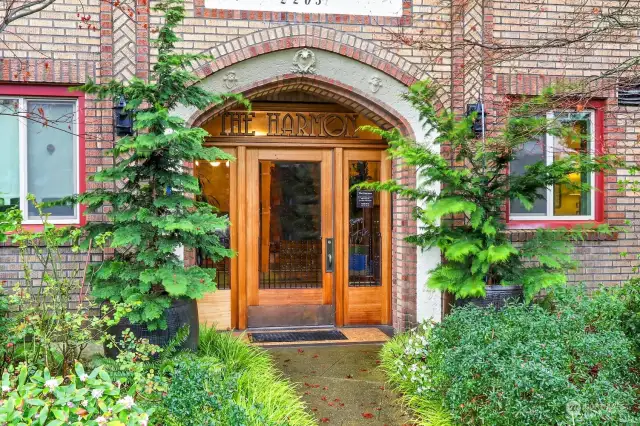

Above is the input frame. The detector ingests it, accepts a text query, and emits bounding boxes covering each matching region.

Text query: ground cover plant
[381,286,640,426]
[0,363,152,425]
[89,326,315,426]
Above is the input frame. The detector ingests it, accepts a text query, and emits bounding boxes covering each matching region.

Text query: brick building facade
[0,0,638,331]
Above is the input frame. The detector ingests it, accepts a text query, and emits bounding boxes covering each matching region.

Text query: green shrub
[382,288,640,426]
[0,363,152,425]
[159,356,258,426]
[198,328,316,426]
[616,278,640,357]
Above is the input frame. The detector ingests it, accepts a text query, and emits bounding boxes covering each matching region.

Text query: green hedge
[381,287,640,426]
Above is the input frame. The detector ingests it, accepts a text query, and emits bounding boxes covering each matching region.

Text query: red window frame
[506,100,606,229]
[0,84,87,230]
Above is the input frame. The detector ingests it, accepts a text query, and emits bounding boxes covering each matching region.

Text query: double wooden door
[200,147,391,329]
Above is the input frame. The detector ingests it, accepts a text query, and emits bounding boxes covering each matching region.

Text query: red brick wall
[3,0,637,327]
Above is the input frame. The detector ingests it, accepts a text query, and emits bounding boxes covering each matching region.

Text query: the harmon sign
[204,0,405,17]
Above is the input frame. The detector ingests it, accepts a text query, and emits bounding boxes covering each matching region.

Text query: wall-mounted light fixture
[466,103,485,138]
[113,95,134,137]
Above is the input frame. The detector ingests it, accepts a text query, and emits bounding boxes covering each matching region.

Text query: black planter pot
[104,298,199,359]
[454,285,524,309]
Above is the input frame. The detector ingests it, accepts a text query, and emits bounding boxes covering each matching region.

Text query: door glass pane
[259,161,322,289]
[26,101,76,219]
[348,161,382,287]
[0,100,20,212]
[195,159,231,290]
[553,112,592,216]
[510,137,547,215]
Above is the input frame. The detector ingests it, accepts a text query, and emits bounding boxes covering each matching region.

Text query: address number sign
[204,0,404,17]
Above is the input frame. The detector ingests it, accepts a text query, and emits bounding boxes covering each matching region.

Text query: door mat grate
[249,330,348,343]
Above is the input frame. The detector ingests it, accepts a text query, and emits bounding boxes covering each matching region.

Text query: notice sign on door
[205,0,405,17]
[356,190,375,208]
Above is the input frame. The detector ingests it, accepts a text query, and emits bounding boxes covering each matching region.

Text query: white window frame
[1,96,80,225]
[510,110,596,222]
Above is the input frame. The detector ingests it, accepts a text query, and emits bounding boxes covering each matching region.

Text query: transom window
[510,111,596,221]
[0,97,79,224]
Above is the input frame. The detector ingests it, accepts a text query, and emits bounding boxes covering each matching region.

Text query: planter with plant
[356,81,619,304]
[68,0,242,353]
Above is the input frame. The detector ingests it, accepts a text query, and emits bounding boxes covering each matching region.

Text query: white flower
[81,400,88,407]
[91,389,104,399]
[1,385,10,393]
[79,374,89,382]
[67,401,74,408]
[140,413,149,426]
[44,379,59,392]
[96,416,108,426]
[117,395,135,409]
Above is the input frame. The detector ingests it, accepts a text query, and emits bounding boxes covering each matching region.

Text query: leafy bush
[0,363,152,425]
[382,288,640,426]
[4,198,121,376]
[616,278,640,358]
[91,327,314,425]
[159,356,259,426]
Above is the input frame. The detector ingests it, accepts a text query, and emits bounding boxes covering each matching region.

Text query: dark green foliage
[161,356,259,426]
[71,0,245,329]
[357,81,620,300]
[0,289,14,371]
[602,278,640,359]
[383,286,640,426]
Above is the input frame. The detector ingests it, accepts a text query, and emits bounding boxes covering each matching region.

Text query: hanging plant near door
[63,0,247,350]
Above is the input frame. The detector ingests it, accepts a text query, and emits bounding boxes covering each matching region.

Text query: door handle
[326,238,334,272]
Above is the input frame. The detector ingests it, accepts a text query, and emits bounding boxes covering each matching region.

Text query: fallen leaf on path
[362,412,375,419]
[320,418,330,423]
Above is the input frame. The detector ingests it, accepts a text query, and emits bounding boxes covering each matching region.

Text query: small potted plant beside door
[355,82,619,307]
[67,0,244,356]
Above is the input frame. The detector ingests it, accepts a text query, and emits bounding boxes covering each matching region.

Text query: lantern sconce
[466,103,485,138]
[113,95,134,137]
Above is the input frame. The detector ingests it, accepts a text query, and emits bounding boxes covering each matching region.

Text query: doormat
[249,330,348,343]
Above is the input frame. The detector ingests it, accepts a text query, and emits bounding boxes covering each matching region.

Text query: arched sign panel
[204,0,404,17]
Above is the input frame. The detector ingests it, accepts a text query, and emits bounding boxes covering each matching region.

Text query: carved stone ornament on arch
[203,0,404,17]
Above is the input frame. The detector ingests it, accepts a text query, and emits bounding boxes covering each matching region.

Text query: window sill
[506,222,618,242]
[507,220,602,230]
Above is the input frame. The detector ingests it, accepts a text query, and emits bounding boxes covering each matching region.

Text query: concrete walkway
[266,344,412,425]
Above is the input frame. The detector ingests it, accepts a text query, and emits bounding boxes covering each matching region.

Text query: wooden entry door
[245,149,334,327]
[338,149,391,325]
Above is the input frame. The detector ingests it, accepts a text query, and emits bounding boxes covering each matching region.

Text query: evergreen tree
[73,0,242,329]
[358,82,620,301]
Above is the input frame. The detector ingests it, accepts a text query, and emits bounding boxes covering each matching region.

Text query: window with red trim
[507,104,605,228]
[0,86,85,225]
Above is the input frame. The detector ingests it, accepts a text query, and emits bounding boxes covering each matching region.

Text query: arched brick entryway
[190,25,424,87]
[172,28,444,327]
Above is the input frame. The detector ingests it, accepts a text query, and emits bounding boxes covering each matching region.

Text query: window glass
[0,100,20,212]
[553,113,592,216]
[510,137,547,215]
[348,161,382,287]
[26,101,76,219]
[195,160,232,290]
[258,161,322,290]
[509,111,594,219]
